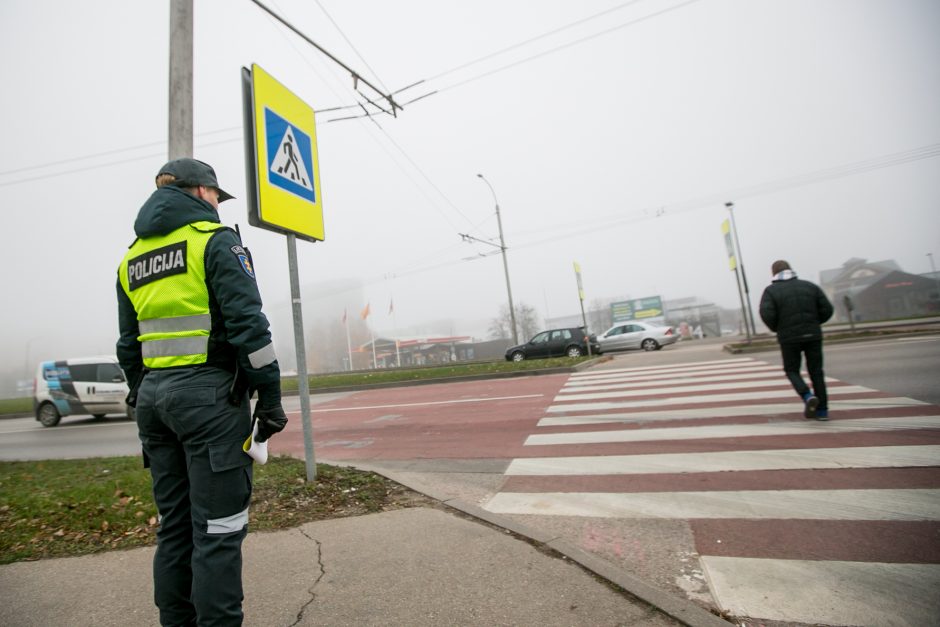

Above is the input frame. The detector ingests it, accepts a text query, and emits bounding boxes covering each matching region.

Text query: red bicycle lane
[269,374,570,462]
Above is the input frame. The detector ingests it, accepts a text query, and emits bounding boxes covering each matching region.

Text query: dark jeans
[136,366,252,627]
[779,338,827,410]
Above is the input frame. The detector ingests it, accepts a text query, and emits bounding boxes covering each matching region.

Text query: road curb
[344,462,731,627]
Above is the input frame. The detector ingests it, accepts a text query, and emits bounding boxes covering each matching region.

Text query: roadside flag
[721,219,737,270]
[360,303,371,320]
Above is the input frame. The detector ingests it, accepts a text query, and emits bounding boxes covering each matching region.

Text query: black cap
[156,158,234,202]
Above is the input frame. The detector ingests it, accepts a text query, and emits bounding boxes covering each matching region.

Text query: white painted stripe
[538,397,930,426]
[565,364,775,385]
[525,415,940,446]
[568,357,758,378]
[568,359,761,381]
[554,378,836,403]
[546,385,874,413]
[504,444,940,475]
[559,369,783,392]
[700,556,940,627]
[484,489,940,520]
[310,394,543,413]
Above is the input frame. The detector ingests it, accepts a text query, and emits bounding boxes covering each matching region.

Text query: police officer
[116,158,287,626]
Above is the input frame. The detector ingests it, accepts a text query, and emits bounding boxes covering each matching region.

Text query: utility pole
[726,202,757,337]
[168,0,193,159]
[474,174,518,344]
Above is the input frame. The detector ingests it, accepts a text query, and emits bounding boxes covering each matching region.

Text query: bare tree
[588,297,617,333]
[489,303,541,341]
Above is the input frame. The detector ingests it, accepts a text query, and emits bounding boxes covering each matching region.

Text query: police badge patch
[231,245,255,278]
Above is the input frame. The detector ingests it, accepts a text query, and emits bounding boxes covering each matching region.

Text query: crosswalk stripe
[525,415,940,446]
[567,363,765,384]
[538,397,929,425]
[484,488,940,520]
[547,385,875,413]
[504,444,940,475]
[568,357,757,378]
[554,377,841,402]
[699,557,940,627]
[559,369,785,392]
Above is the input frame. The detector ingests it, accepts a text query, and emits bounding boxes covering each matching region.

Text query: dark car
[505,327,600,361]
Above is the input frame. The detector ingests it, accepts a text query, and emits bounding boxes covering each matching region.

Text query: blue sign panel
[264,107,316,203]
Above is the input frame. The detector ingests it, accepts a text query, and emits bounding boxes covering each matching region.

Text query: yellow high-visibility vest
[118,221,224,369]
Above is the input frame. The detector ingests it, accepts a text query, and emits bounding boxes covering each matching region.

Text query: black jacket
[759,275,834,344]
[116,186,280,402]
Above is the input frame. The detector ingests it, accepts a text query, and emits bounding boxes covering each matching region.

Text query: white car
[33,356,132,427]
[597,321,679,352]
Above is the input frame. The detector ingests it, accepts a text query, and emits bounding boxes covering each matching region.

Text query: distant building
[357,336,481,368]
[819,258,940,321]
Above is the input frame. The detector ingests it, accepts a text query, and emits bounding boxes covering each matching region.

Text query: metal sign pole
[574,262,592,356]
[286,233,316,481]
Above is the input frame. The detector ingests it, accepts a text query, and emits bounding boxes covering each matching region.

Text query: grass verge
[0,397,31,415]
[0,455,429,565]
[281,356,590,392]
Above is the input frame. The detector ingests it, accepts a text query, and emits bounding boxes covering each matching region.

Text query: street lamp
[469,174,518,344]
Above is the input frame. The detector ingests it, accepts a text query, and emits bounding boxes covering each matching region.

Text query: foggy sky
[1,0,938,392]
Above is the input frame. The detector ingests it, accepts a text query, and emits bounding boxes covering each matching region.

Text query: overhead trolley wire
[257,0,482,235]
[313,0,393,96]
[506,142,940,248]
[404,0,703,104]
[247,0,402,116]
[321,0,702,119]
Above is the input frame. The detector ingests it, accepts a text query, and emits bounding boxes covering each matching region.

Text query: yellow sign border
[250,63,324,241]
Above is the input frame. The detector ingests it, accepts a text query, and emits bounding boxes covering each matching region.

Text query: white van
[33,356,132,427]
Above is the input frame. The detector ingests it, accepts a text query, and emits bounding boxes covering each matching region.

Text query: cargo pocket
[166,386,215,410]
[205,438,253,533]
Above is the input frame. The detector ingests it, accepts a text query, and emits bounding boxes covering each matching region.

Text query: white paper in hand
[242,421,268,465]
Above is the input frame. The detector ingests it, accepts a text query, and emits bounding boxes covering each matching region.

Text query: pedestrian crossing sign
[243,64,324,242]
[265,108,315,202]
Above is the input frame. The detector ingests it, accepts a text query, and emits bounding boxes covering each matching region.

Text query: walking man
[116,158,287,625]
[759,259,834,420]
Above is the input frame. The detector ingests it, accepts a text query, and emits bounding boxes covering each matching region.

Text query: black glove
[253,404,287,442]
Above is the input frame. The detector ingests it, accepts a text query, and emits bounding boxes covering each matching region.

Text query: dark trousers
[136,366,252,627]
[779,338,828,410]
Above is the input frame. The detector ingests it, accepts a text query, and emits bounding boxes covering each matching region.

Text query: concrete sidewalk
[0,505,729,627]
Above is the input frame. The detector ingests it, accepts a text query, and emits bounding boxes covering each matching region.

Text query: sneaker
[803,394,819,419]
[815,409,829,421]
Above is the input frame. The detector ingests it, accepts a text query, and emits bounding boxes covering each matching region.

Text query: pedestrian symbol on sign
[272,127,309,188]
[264,107,316,203]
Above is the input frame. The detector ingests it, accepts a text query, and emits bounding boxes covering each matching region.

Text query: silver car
[597,321,679,352]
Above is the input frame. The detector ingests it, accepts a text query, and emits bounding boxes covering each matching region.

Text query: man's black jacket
[759,275,834,344]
